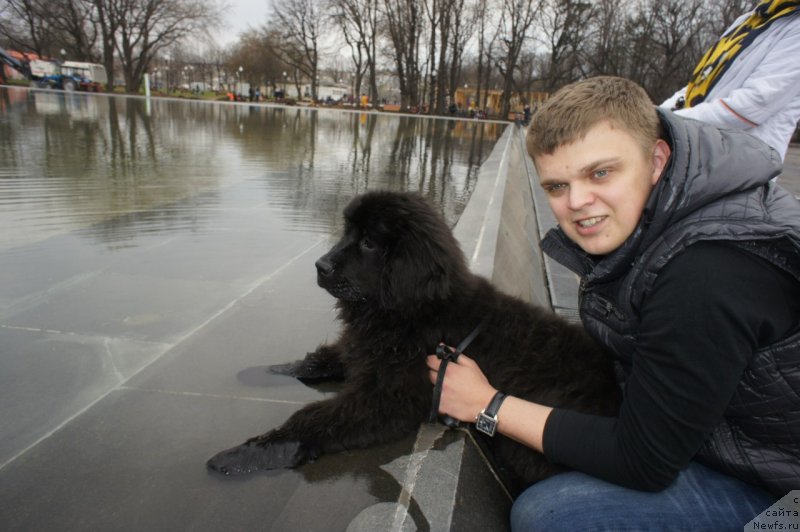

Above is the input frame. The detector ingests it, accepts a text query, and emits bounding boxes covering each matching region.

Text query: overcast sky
[214,0,270,46]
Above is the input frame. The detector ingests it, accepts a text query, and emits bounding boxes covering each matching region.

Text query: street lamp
[184,65,194,91]
[164,55,170,91]
[282,71,287,98]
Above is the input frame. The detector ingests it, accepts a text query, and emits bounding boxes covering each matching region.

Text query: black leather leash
[429,318,487,426]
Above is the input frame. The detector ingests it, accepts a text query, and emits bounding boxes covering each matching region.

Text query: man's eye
[544,183,567,194]
[593,169,609,179]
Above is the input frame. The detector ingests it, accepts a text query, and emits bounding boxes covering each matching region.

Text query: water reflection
[0,87,504,250]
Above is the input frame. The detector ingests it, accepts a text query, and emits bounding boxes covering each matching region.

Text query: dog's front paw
[268,358,343,382]
[206,439,310,475]
[268,360,307,378]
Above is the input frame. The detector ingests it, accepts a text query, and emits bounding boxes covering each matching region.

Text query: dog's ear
[380,221,463,311]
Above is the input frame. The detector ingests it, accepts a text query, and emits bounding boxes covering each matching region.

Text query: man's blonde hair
[526,76,662,158]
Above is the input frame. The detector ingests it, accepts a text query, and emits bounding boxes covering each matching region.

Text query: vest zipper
[603,299,625,321]
[578,278,587,309]
[580,281,625,321]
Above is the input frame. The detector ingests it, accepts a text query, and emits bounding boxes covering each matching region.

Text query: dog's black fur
[207,191,621,493]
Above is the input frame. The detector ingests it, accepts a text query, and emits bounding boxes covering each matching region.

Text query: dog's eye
[359,237,376,252]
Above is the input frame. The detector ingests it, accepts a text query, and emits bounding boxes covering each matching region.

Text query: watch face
[476,412,497,437]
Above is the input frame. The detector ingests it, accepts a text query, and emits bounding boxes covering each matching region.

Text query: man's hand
[427,348,553,452]
[426,349,497,423]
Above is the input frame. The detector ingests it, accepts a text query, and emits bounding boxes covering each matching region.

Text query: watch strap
[484,391,508,418]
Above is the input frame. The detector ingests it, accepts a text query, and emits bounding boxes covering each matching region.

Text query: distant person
[661,0,800,160]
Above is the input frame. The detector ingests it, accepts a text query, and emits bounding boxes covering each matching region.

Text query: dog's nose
[315,258,334,277]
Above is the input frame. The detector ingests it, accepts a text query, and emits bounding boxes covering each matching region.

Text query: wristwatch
[475,392,508,437]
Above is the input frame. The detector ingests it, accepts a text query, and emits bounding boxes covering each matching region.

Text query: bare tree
[362,0,379,102]
[497,0,541,118]
[1,0,110,83]
[226,29,287,93]
[536,0,594,90]
[430,0,466,114]
[624,0,708,102]
[269,0,324,100]
[582,0,631,78]
[382,0,423,110]
[445,0,473,108]
[92,0,119,89]
[330,0,379,102]
[206,42,228,90]
[473,0,500,112]
[0,0,53,55]
[421,0,440,112]
[331,0,367,98]
[706,0,756,37]
[107,0,219,92]
[515,49,540,95]
[49,0,100,62]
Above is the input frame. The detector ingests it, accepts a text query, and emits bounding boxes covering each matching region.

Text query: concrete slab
[0,386,425,531]
[0,216,510,530]
[125,260,341,404]
[0,327,166,465]
[4,271,238,343]
[780,144,800,199]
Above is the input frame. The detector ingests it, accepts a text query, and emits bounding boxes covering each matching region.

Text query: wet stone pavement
[0,87,508,531]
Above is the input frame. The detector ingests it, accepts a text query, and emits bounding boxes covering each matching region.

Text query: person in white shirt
[661,1,800,161]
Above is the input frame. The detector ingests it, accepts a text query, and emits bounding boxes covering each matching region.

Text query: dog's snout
[315,257,334,277]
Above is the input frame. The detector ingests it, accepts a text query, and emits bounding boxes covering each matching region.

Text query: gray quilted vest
[542,110,800,496]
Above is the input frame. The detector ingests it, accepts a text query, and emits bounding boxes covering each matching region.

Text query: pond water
[0,87,505,251]
[0,87,506,530]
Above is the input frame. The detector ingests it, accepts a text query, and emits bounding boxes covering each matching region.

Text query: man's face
[534,121,670,256]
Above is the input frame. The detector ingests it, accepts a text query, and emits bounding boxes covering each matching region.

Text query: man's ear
[651,139,671,185]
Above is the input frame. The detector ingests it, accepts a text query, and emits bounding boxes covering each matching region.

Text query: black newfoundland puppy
[207,191,621,493]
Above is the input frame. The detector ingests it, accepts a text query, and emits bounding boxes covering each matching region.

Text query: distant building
[454,87,548,118]
[301,82,348,102]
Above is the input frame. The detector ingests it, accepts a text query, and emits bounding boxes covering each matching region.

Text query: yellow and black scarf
[684,0,800,108]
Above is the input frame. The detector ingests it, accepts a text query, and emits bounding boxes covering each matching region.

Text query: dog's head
[315,191,470,312]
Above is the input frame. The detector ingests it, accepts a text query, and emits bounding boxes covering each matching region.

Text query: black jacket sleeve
[542,241,800,491]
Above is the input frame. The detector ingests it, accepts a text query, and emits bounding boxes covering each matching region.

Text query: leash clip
[436,343,459,362]
[429,319,487,426]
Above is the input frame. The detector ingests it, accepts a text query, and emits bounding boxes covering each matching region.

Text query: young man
[427,76,800,529]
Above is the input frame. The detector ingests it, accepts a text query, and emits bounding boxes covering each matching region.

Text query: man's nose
[568,182,594,210]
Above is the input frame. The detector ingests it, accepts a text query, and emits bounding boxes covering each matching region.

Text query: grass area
[3,79,31,87]
[112,86,225,100]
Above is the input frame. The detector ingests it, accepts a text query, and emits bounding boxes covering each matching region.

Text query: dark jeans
[510,461,775,531]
